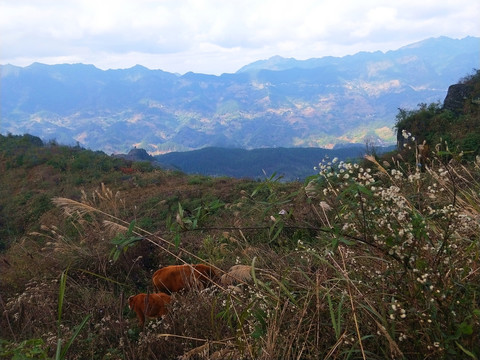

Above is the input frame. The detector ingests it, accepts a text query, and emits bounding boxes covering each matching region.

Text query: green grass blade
[57,271,67,325]
[55,339,62,360]
[456,342,478,360]
[60,314,92,359]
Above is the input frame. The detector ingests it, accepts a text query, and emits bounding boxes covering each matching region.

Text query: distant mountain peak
[127,64,150,71]
[398,35,478,50]
[236,55,298,73]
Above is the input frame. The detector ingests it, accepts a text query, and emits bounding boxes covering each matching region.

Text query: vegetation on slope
[395,69,480,162]
[1,131,479,359]
[0,134,155,251]
[0,72,479,359]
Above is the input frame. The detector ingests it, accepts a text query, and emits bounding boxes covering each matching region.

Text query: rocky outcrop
[113,147,154,162]
[443,83,473,113]
[125,148,153,161]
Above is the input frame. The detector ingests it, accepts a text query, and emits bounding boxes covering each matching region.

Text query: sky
[1,0,479,75]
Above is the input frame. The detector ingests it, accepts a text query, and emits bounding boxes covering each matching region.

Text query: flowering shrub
[303,137,480,358]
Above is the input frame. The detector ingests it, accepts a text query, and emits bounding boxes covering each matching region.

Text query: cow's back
[153,265,193,293]
[144,293,171,317]
[152,264,218,293]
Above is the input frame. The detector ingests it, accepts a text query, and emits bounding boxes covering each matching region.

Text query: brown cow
[152,264,219,294]
[128,292,171,327]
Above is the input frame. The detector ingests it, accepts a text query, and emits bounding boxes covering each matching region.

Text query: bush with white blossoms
[305,139,480,358]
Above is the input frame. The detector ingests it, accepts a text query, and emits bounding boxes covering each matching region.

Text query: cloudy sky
[1,0,479,75]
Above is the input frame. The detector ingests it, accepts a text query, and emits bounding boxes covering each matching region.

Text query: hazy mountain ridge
[238,36,479,76]
[1,36,478,154]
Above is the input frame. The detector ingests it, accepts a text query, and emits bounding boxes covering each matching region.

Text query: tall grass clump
[299,135,480,358]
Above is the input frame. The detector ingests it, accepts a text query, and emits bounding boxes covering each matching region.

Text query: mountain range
[1,36,478,154]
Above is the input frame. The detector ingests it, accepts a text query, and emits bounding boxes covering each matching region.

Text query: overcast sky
[1,0,479,75]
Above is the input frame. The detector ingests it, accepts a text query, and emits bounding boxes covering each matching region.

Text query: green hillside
[395,70,480,161]
[1,78,480,359]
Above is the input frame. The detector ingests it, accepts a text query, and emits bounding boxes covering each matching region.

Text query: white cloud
[1,0,478,74]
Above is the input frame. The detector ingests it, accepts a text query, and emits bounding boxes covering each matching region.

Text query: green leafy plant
[109,220,143,261]
[0,338,48,360]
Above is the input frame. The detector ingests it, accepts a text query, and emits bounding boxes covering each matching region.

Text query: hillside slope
[1,128,479,359]
[395,69,480,159]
